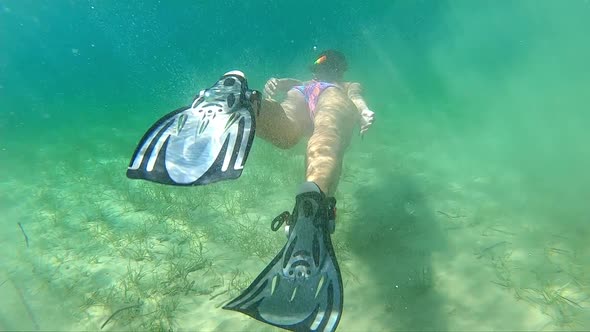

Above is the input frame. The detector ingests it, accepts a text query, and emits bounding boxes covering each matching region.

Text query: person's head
[310,50,347,82]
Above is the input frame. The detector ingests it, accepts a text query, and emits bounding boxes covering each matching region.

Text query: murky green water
[1,1,589,330]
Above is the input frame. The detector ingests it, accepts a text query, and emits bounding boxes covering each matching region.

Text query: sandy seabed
[1,120,588,332]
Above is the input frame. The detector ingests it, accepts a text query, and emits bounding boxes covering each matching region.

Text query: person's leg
[305,88,358,196]
[256,90,311,149]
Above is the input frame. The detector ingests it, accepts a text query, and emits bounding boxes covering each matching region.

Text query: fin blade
[126,105,255,186]
[223,194,343,332]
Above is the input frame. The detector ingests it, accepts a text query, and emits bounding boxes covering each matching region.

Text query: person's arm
[264,78,303,100]
[347,82,375,135]
[347,82,369,110]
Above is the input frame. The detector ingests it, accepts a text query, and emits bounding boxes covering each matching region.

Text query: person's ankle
[296,181,321,195]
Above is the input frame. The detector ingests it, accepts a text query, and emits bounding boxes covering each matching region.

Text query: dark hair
[310,50,348,77]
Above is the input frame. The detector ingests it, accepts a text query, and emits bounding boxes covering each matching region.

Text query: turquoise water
[1,1,589,330]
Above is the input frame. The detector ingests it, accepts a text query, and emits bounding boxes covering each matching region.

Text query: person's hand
[360,108,375,136]
[264,78,280,100]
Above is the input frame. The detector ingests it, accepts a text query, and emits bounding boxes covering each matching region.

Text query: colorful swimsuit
[293,81,338,119]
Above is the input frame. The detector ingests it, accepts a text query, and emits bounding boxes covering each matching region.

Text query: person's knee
[256,128,300,149]
[275,135,300,149]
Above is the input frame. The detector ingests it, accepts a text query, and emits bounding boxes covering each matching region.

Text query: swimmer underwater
[126,50,375,332]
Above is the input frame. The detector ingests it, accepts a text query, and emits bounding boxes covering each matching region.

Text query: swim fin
[126,71,261,186]
[223,182,343,332]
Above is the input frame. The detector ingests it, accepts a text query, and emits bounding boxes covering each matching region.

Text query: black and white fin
[224,185,343,332]
[126,72,256,186]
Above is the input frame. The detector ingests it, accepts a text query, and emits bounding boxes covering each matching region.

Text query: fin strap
[271,211,291,231]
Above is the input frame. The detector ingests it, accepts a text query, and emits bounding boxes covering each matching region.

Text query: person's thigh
[313,87,358,147]
[304,88,358,195]
[256,90,309,148]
